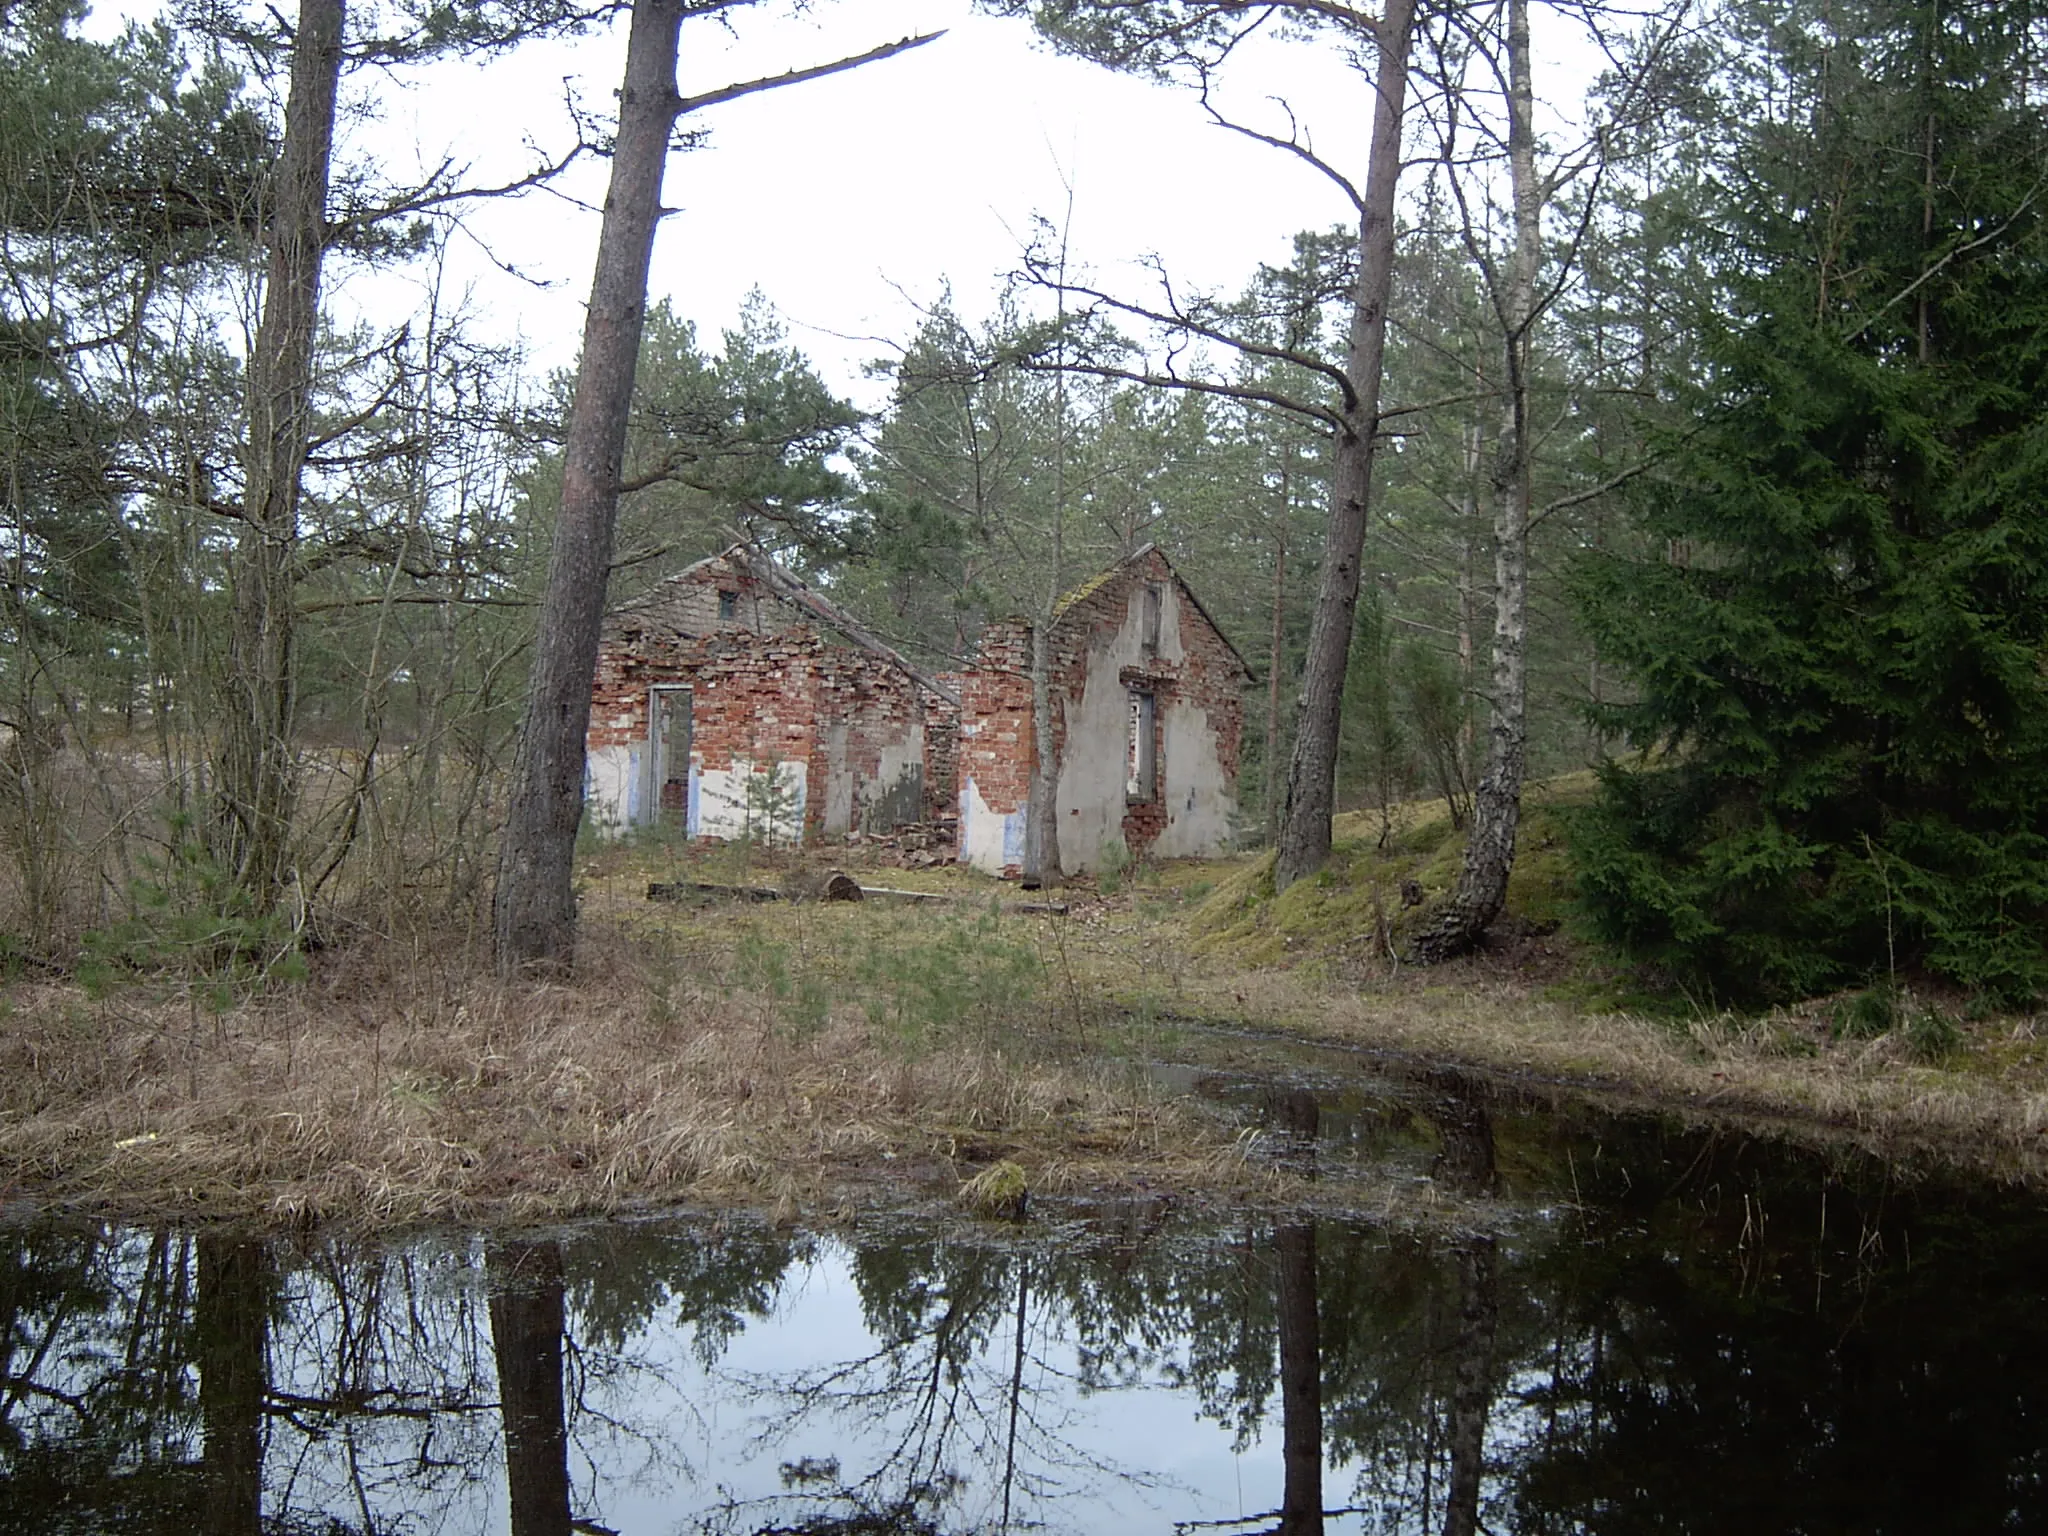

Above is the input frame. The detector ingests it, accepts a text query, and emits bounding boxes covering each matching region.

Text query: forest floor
[7,780,2048,1229]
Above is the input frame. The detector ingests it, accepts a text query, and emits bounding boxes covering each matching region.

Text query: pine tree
[1571,0,2048,1002]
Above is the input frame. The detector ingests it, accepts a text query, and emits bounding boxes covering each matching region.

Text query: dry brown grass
[0,921,1264,1229]
[591,829,2048,1191]
[17,801,2048,1229]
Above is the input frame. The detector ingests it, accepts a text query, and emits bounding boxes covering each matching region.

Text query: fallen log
[645,880,781,903]
[645,878,1067,916]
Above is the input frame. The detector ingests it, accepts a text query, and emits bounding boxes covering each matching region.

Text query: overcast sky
[87,1,1601,407]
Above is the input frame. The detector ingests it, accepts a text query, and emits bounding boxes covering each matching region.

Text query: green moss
[1187,780,1594,971]
[1391,815,1456,856]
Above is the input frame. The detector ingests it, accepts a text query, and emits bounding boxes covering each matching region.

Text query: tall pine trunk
[1265,510,1287,846]
[494,0,683,972]
[1273,0,1417,891]
[217,0,342,914]
[1414,0,1539,960]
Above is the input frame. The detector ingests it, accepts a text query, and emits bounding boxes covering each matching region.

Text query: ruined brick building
[585,543,1250,876]
[954,544,1252,877]
[585,547,956,843]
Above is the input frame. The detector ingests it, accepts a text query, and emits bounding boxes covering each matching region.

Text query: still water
[5,1068,2048,1534]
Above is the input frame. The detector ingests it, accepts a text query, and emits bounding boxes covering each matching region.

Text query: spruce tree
[1571,0,2048,1003]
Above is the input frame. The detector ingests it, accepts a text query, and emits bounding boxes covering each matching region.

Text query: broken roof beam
[730,541,961,710]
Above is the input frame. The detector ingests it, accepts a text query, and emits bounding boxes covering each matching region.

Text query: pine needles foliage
[1570,0,2048,1005]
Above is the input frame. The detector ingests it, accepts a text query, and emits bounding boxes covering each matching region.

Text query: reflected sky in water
[7,1072,2048,1534]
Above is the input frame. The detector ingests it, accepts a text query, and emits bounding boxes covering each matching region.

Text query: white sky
[87,0,1605,408]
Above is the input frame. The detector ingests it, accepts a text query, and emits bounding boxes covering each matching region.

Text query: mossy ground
[1183,775,1594,978]
[579,781,2048,1189]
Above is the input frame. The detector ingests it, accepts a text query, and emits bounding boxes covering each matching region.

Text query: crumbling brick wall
[923,676,964,822]
[588,623,692,754]
[685,629,824,844]
[956,622,1046,877]
[955,547,1247,876]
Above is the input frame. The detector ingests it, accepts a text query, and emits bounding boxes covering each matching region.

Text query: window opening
[717,589,738,622]
[1141,583,1163,655]
[1127,689,1157,802]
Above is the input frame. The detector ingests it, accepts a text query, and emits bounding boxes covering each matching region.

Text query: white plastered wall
[1054,579,1235,871]
[1054,635,1139,875]
[692,756,808,845]
[960,770,1027,874]
[821,720,927,837]
[1153,699,1236,857]
[822,721,853,836]
[585,745,639,834]
[866,730,926,830]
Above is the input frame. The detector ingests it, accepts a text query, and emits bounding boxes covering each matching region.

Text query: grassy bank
[1153,785,2048,1187]
[0,916,1265,1228]
[9,786,2048,1228]
[586,805,2048,1188]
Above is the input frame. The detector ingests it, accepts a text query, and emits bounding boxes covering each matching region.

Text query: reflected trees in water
[8,1089,2048,1532]
[195,1235,270,1536]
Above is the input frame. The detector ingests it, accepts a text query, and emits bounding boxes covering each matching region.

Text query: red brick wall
[687,630,823,778]
[589,625,695,751]
[590,552,804,754]
[924,676,964,821]
[957,621,1039,817]
[589,612,960,842]
[955,548,1248,868]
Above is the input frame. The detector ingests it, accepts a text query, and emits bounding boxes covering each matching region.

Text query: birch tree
[1410,0,1695,958]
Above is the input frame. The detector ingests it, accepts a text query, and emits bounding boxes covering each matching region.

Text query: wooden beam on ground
[646,878,1066,916]
[645,880,782,902]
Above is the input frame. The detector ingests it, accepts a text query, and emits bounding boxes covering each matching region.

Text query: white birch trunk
[1414,0,1539,960]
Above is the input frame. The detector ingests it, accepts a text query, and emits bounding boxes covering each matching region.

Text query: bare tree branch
[672,31,945,117]
[1197,76,1367,215]
[1016,261,1359,412]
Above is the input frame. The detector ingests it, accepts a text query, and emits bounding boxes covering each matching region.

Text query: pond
[5,1064,2048,1534]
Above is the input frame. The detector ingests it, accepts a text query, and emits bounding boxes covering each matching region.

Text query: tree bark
[1272,0,1417,891]
[216,0,343,913]
[494,0,684,972]
[490,13,935,964]
[1413,0,1538,960]
[1266,511,1287,847]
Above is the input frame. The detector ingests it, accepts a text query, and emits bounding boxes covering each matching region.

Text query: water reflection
[5,1083,2048,1532]
[490,1240,570,1536]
